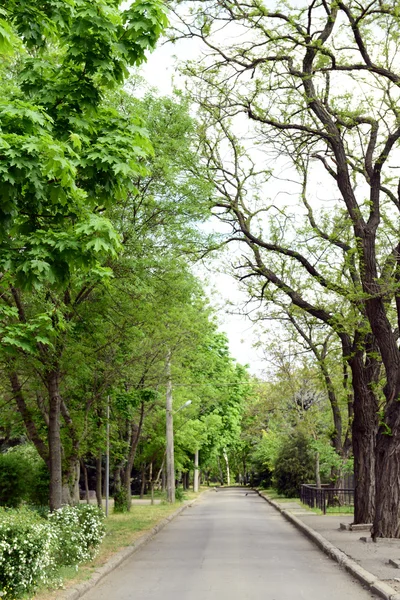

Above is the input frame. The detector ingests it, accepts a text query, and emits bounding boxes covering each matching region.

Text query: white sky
[138,42,268,376]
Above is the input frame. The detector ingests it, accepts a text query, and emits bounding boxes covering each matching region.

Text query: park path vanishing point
[81,488,377,600]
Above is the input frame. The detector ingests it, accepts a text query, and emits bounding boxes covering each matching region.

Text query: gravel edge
[255,490,400,600]
[59,495,206,600]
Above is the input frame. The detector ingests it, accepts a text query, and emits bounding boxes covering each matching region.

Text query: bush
[175,487,187,502]
[48,504,105,566]
[30,460,51,506]
[113,488,129,513]
[0,444,50,507]
[0,504,105,598]
[273,431,315,497]
[0,453,28,507]
[0,507,54,597]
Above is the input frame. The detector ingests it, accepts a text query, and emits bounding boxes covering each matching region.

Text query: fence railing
[300,484,354,514]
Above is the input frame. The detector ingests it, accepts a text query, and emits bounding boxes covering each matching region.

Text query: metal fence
[300,484,354,514]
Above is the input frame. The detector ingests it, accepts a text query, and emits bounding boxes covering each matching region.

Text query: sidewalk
[258,492,400,600]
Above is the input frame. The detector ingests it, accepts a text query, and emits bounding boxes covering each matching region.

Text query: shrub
[175,487,187,502]
[48,504,105,566]
[0,444,50,508]
[273,431,315,497]
[30,461,51,506]
[0,504,105,598]
[0,453,28,507]
[114,488,129,513]
[0,507,55,597]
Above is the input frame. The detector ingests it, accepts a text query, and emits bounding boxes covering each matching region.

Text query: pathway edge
[59,493,208,600]
[255,490,400,600]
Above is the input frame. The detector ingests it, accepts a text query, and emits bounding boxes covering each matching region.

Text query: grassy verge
[30,490,203,600]
[259,487,354,516]
[259,487,300,503]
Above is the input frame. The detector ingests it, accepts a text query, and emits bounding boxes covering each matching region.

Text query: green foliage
[113,488,130,513]
[175,487,187,502]
[0,444,49,507]
[0,452,27,507]
[274,431,315,498]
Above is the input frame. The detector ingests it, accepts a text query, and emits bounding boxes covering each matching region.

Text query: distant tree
[274,431,315,498]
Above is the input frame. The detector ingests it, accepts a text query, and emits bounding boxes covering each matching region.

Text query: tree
[274,430,315,498]
[0,0,168,510]
[172,0,400,533]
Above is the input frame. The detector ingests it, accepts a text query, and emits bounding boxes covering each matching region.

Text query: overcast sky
[138,41,268,376]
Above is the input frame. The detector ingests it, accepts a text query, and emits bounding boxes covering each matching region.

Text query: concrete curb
[59,495,205,600]
[255,490,400,600]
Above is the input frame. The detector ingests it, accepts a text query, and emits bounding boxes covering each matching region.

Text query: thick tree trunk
[373,406,400,538]
[47,369,63,511]
[350,353,378,525]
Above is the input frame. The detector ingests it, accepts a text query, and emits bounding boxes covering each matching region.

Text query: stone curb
[59,494,206,600]
[255,490,399,600]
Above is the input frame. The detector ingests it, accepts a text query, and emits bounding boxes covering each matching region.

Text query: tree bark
[166,355,175,503]
[96,451,102,508]
[373,417,400,538]
[47,369,63,511]
[81,460,90,503]
[349,350,379,524]
[223,449,230,486]
[194,449,199,492]
[140,463,146,498]
[9,371,49,463]
[124,401,145,510]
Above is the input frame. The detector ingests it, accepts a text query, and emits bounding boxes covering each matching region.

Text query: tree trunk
[223,449,230,486]
[9,371,49,463]
[166,356,175,503]
[217,456,224,485]
[124,401,145,511]
[47,369,63,511]
[140,464,146,498]
[350,352,378,524]
[194,449,199,492]
[81,460,90,504]
[96,451,102,508]
[315,452,321,489]
[373,406,400,538]
[161,465,166,492]
[149,462,154,505]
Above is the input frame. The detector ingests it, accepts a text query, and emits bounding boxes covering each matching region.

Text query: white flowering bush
[0,504,105,598]
[0,507,55,597]
[48,504,105,567]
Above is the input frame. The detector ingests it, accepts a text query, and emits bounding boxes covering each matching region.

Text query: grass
[29,489,202,600]
[259,487,354,516]
[260,487,300,503]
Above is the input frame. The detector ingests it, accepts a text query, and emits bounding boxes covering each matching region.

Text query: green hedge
[0,444,50,508]
[0,505,105,598]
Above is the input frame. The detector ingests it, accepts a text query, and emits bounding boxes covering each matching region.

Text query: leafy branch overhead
[0,0,168,290]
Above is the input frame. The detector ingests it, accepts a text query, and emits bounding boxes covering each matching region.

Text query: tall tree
[0,0,167,510]
[171,0,400,533]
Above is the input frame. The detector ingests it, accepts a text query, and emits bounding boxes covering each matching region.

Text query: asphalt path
[82,488,377,600]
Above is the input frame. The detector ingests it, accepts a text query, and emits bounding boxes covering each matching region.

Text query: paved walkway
[262,494,400,596]
[81,487,377,600]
